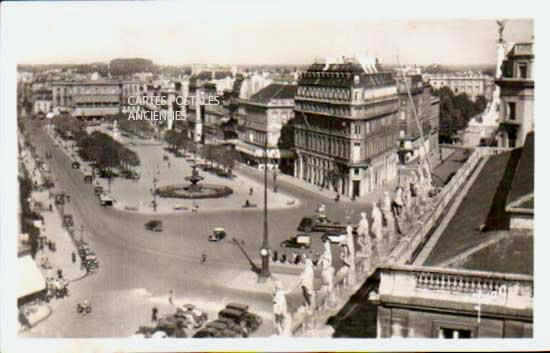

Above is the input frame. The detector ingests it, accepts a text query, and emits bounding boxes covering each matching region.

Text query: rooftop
[248,83,296,104]
[423,146,533,276]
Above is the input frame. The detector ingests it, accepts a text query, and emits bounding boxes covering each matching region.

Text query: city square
[3,4,538,349]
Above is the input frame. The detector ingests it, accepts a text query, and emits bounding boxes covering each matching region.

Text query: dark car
[63,214,74,228]
[94,185,103,196]
[84,175,93,183]
[192,327,221,338]
[280,234,311,249]
[218,307,262,333]
[54,193,65,205]
[71,161,80,169]
[145,220,163,232]
[208,227,226,242]
[297,215,357,233]
[204,321,239,338]
[212,317,248,337]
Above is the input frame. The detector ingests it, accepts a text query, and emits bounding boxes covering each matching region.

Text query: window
[518,63,528,79]
[508,102,516,121]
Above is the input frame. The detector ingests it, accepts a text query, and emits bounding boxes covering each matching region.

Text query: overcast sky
[5,1,533,66]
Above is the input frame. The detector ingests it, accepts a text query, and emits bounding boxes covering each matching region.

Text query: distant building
[51,80,140,120]
[496,42,534,148]
[293,56,399,198]
[32,88,52,115]
[234,83,296,172]
[395,73,440,163]
[425,72,493,101]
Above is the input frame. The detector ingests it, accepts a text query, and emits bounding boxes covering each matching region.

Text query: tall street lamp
[152,174,159,212]
[258,137,271,282]
[79,225,84,244]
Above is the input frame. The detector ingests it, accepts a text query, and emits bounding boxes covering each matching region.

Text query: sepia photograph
[0,1,546,352]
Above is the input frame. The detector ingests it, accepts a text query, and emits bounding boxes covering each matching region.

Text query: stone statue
[403,184,412,221]
[422,160,432,188]
[357,212,369,238]
[298,257,315,310]
[345,225,356,285]
[319,239,336,305]
[496,19,507,43]
[392,187,404,218]
[371,201,384,260]
[272,280,292,336]
[356,221,372,274]
[382,192,392,214]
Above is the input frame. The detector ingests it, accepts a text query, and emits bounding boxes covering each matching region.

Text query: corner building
[293,58,399,198]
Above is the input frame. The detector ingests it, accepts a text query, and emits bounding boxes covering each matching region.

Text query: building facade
[496,42,534,148]
[235,83,296,171]
[32,88,53,115]
[375,265,533,338]
[395,74,440,163]
[426,73,494,101]
[293,57,399,198]
[51,80,140,120]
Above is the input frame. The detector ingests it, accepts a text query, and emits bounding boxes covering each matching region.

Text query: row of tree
[164,130,241,175]
[430,86,488,143]
[51,116,141,176]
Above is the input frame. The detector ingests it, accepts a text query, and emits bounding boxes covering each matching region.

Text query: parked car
[55,193,66,205]
[218,305,262,333]
[63,214,74,228]
[208,227,226,242]
[84,175,93,183]
[71,161,80,169]
[94,185,103,196]
[99,194,114,207]
[321,231,347,244]
[280,234,311,249]
[121,170,140,180]
[203,321,239,337]
[297,215,357,234]
[145,220,163,232]
[192,327,221,338]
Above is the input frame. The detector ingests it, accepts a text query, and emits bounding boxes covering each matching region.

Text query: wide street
[21,113,465,337]
[22,118,378,338]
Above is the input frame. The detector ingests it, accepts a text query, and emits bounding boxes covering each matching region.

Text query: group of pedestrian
[273,251,320,267]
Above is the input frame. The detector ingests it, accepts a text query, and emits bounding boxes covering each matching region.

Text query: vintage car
[94,185,103,196]
[71,161,80,169]
[321,231,347,244]
[54,193,66,205]
[192,327,222,338]
[145,220,163,232]
[63,214,74,228]
[298,215,358,233]
[99,194,114,207]
[203,321,239,338]
[280,234,311,249]
[208,227,226,242]
[218,305,262,333]
[84,175,93,184]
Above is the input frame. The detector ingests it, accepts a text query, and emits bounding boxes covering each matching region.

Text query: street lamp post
[258,138,271,282]
[79,225,84,244]
[273,168,278,193]
[152,175,158,212]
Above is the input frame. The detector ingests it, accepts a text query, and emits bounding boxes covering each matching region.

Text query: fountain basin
[156,183,233,199]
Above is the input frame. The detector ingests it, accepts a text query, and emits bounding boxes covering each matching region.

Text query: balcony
[378,264,533,316]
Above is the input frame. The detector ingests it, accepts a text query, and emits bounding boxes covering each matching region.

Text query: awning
[231,140,293,159]
[18,255,46,299]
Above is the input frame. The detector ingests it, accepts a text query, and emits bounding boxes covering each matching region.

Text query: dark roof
[423,148,527,266]
[506,132,534,209]
[249,83,296,103]
[193,71,233,81]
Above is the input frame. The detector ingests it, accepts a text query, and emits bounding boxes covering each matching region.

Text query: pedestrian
[49,203,53,212]
[71,252,76,263]
[249,187,253,196]
[57,268,63,279]
[151,307,158,322]
[168,162,171,169]
[201,252,207,264]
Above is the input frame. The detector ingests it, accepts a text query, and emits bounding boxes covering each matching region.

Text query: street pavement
[20,118,461,338]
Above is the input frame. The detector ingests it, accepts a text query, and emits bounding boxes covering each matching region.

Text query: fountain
[156,165,233,199]
[184,165,204,193]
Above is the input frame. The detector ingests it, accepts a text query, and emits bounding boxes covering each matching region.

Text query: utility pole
[258,137,271,282]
